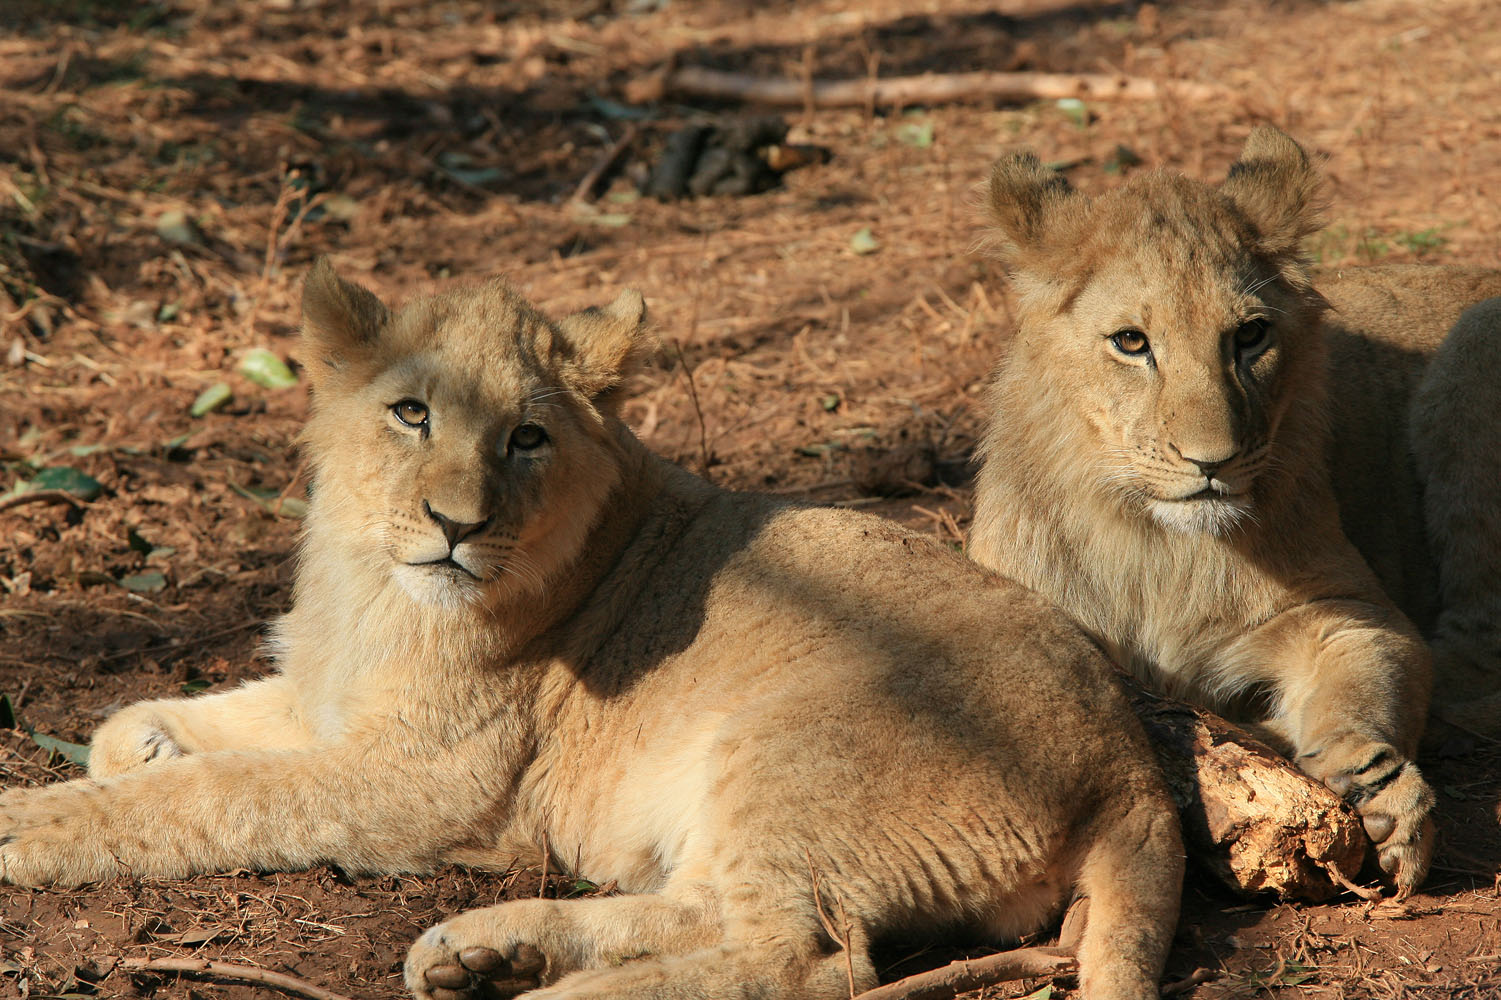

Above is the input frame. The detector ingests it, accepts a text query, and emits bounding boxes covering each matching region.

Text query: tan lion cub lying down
[0,262,1182,1000]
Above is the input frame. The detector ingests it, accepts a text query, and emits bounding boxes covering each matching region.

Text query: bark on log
[632,66,1227,109]
[1125,679,1369,901]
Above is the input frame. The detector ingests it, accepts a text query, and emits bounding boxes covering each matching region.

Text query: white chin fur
[392,563,482,607]
[1148,497,1250,536]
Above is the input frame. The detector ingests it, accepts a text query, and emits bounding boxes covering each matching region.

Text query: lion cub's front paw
[88,705,184,779]
[0,780,117,886]
[406,919,548,1000]
[1314,741,1436,897]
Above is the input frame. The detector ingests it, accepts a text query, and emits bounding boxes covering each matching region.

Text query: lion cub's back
[1318,264,1501,623]
[729,502,1151,753]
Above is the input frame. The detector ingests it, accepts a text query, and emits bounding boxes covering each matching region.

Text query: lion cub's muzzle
[406,500,495,580]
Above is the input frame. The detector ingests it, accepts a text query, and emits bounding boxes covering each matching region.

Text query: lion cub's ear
[984,152,1079,269]
[1220,125,1325,256]
[554,289,652,401]
[301,257,390,378]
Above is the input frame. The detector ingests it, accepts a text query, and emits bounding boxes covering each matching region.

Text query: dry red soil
[2,1,1499,998]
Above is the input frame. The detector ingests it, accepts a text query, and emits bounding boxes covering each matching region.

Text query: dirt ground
[2,0,1500,998]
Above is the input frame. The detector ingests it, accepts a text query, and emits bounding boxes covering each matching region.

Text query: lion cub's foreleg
[0,738,493,886]
[405,885,724,999]
[1240,601,1436,893]
[88,675,311,779]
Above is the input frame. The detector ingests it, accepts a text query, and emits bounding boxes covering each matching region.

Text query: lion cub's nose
[422,501,491,549]
[1185,455,1230,480]
[1172,444,1237,481]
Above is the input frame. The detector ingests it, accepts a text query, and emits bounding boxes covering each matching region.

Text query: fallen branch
[121,957,356,1000]
[853,946,1075,1000]
[0,489,85,513]
[1125,679,1369,902]
[570,123,640,203]
[642,66,1225,109]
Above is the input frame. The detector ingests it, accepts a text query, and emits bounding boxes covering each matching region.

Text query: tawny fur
[1318,276,1501,738]
[968,126,1501,896]
[0,262,1183,1000]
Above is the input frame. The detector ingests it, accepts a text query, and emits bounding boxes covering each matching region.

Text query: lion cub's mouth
[409,556,483,580]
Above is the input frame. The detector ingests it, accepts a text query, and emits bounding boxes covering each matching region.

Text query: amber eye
[1110,328,1151,357]
[510,423,548,452]
[392,399,429,429]
[1234,318,1271,354]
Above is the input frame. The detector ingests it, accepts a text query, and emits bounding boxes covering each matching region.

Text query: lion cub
[971,126,1501,895]
[0,262,1182,1000]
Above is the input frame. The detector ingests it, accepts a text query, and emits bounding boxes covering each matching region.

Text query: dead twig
[853,946,1076,1000]
[654,66,1227,109]
[569,123,640,204]
[1161,967,1220,995]
[805,849,857,999]
[121,957,357,1000]
[671,339,712,477]
[1322,861,1385,902]
[0,489,85,514]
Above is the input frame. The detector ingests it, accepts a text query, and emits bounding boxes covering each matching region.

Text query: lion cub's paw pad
[417,944,545,1000]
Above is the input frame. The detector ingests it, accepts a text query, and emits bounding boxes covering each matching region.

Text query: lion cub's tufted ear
[1220,125,1325,256]
[554,289,652,400]
[301,257,390,377]
[984,152,1078,268]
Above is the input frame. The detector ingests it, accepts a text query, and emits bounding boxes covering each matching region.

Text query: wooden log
[1125,679,1369,901]
[632,66,1227,109]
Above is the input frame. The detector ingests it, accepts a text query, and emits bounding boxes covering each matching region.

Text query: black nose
[423,501,490,549]
[1186,457,1225,480]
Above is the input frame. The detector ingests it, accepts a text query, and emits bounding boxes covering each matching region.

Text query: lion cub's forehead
[1094,176,1251,267]
[1069,177,1274,325]
[381,281,558,392]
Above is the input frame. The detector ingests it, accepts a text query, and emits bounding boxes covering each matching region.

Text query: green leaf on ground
[28,466,103,500]
[896,120,934,148]
[27,727,91,768]
[190,381,233,416]
[231,482,308,518]
[849,227,880,255]
[1056,97,1089,127]
[238,349,299,390]
[120,570,167,593]
[182,678,213,695]
[0,694,15,730]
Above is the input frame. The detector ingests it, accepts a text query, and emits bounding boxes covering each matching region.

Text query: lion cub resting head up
[970,126,1438,895]
[0,264,1183,1000]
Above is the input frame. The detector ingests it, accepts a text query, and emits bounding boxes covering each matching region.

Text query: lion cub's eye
[509,423,548,452]
[1234,319,1272,355]
[1110,328,1151,357]
[392,399,429,429]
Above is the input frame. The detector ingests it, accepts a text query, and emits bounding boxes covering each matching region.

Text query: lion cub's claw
[408,930,546,1000]
[1318,744,1435,897]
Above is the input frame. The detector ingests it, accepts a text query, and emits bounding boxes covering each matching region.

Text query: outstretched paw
[1317,742,1436,897]
[406,923,548,1000]
[0,780,118,886]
